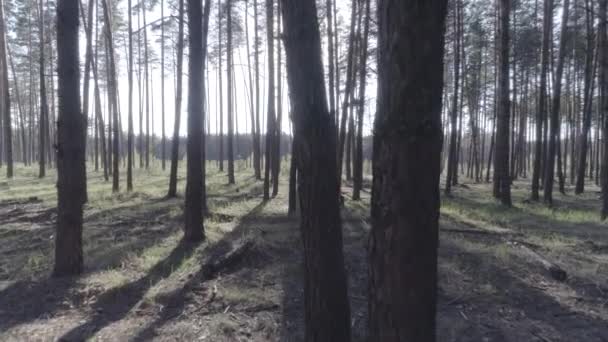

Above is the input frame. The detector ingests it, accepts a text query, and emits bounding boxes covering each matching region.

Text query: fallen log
[201,239,254,280]
[509,241,567,281]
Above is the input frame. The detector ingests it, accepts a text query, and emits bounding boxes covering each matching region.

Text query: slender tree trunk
[227,0,235,184]
[102,0,120,192]
[167,0,185,198]
[532,0,552,201]
[127,0,134,190]
[161,0,166,170]
[446,0,461,194]
[576,0,595,194]
[352,0,370,201]
[600,0,608,218]
[369,1,447,340]
[281,0,352,339]
[38,0,48,178]
[272,1,282,197]
[544,0,569,204]
[218,3,224,172]
[54,0,86,277]
[0,0,11,178]
[263,0,275,200]
[337,0,357,185]
[253,0,261,179]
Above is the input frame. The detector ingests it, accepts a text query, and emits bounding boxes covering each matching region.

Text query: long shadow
[278,211,370,342]
[130,200,268,341]
[446,194,608,242]
[58,238,201,341]
[437,237,608,341]
[0,198,183,332]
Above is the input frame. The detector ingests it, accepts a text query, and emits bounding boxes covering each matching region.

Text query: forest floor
[0,162,607,341]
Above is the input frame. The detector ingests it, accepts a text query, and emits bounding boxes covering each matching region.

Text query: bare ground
[0,166,607,341]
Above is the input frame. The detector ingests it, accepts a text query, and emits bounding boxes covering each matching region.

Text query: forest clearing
[0,164,606,341]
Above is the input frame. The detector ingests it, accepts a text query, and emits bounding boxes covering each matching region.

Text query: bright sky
[89,0,377,140]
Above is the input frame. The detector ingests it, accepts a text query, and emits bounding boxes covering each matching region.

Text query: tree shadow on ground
[57,238,201,341]
[278,210,370,342]
[129,200,268,341]
[0,197,184,332]
[437,236,608,341]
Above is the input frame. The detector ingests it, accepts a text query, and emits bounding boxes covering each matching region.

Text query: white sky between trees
[80,0,377,141]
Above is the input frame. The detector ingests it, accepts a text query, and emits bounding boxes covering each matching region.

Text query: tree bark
[54,0,86,277]
[280,0,352,340]
[493,0,512,206]
[184,0,207,241]
[369,1,447,340]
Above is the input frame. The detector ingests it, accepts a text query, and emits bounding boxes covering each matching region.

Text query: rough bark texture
[369,0,447,340]
[280,0,352,340]
[493,0,512,206]
[184,0,205,242]
[54,0,86,277]
[227,0,235,185]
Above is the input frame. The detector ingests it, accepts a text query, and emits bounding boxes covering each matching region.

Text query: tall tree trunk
[167,0,185,198]
[280,0,352,339]
[161,0,166,170]
[218,2,224,172]
[272,1,282,197]
[0,0,12,178]
[38,0,48,178]
[575,0,595,194]
[337,0,357,185]
[493,0,512,206]
[102,0,120,192]
[245,0,259,180]
[532,0,552,201]
[142,1,150,169]
[127,0,134,190]
[600,0,608,218]
[544,0,569,204]
[446,0,462,194]
[54,0,86,277]
[8,46,25,171]
[326,0,336,126]
[227,0,235,184]
[184,0,209,241]
[369,1,447,340]
[253,0,261,179]
[263,0,275,200]
[352,0,370,201]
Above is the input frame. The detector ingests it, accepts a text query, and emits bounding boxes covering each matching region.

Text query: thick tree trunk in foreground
[54,0,86,277]
[369,1,447,340]
[167,0,185,198]
[184,0,206,241]
[493,0,512,206]
[280,0,352,340]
